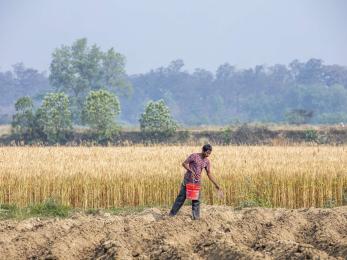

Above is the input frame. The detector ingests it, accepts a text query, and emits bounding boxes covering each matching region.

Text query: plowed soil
[0,206,346,259]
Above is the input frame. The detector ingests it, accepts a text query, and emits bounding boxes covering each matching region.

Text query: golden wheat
[0,146,346,208]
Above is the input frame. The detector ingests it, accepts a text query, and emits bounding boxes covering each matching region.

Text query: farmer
[169,144,223,220]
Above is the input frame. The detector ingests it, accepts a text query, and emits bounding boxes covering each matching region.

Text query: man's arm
[207,169,224,198]
[182,161,195,177]
[182,154,195,174]
[206,170,220,190]
[182,161,190,171]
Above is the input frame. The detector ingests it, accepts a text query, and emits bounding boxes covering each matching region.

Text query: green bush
[0,200,70,219]
[222,127,233,144]
[0,204,18,219]
[139,99,178,141]
[231,124,273,145]
[285,109,313,125]
[37,92,72,144]
[323,198,336,208]
[11,96,35,143]
[236,199,259,209]
[83,90,121,143]
[304,129,319,142]
[29,198,70,217]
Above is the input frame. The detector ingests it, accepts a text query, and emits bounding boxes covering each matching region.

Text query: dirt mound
[0,206,346,259]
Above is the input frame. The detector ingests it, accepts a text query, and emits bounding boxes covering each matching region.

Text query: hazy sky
[0,0,346,74]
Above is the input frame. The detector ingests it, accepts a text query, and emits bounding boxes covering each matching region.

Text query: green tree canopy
[11,96,35,142]
[139,99,178,139]
[49,38,131,123]
[37,92,72,144]
[83,89,120,141]
[285,109,314,125]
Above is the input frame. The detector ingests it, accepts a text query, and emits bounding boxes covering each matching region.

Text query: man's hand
[216,188,224,199]
[214,184,224,199]
[207,171,222,197]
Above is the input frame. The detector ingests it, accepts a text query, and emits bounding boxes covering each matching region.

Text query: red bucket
[186,183,200,200]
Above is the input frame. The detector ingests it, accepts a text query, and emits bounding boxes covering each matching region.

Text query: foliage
[83,89,120,142]
[285,109,314,125]
[0,204,19,219]
[230,124,273,145]
[11,96,35,142]
[236,196,273,209]
[37,92,72,144]
[316,113,347,124]
[304,129,319,142]
[3,58,347,125]
[323,198,336,208]
[0,63,50,109]
[0,199,70,219]
[236,199,259,209]
[139,99,178,140]
[121,59,347,125]
[49,38,131,123]
[29,198,70,217]
[221,127,233,144]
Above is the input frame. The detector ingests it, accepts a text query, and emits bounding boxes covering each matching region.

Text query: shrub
[285,109,314,125]
[222,127,233,144]
[323,198,336,208]
[37,92,72,144]
[11,96,35,143]
[0,204,18,219]
[83,90,121,143]
[236,199,259,209]
[29,198,70,217]
[139,100,178,141]
[304,129,319,142]
[231,124,273,145]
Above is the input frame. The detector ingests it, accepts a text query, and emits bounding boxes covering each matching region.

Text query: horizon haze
[1,0,347,74]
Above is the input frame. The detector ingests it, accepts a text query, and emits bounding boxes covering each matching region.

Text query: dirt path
[0,206,346,259]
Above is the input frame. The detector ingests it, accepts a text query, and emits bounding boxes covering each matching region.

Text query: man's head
[202,144,212,158]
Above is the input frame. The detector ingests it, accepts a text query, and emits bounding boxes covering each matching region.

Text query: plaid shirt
[183,153,210,184]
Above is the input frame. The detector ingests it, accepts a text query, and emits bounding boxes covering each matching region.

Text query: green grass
[0,199,70,219]
[0,199,153,220]
[28,198,70,217]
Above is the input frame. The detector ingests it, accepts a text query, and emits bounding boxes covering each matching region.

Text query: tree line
[1,38,347,132]
[123,58,347,125]
[12,92,176,144]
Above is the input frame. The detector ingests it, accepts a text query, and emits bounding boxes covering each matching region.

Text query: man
[169,144,223,220]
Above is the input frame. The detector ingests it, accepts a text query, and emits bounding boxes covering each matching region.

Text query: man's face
[202,150,211,158]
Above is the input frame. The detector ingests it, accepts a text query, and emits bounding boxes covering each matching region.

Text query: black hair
[202,144,212,152]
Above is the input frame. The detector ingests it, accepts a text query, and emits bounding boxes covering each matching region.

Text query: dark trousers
[169,182,200,219]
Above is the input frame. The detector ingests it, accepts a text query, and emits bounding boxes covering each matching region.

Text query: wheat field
[0,146,346,208]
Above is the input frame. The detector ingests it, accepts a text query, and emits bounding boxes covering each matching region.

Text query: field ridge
[0,206,346,259]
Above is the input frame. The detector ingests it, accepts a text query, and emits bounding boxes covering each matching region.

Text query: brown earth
[0,206,346,259]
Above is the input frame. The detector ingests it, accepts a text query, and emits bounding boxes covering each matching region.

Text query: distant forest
[1,58,347,125]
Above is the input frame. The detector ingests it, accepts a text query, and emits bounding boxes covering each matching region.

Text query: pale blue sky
[0,0,346,74]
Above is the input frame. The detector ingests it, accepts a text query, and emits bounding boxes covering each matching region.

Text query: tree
[83,90,120,141]
[139,100,178,140]
[11,96,35,142]
[49,38,131,123]
[37,93,72,144]
[285,109,314,125]
[0,63,50,110]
